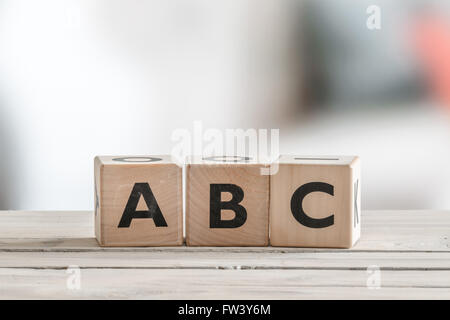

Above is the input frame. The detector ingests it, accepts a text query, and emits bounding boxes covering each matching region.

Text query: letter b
[210,184,247,228]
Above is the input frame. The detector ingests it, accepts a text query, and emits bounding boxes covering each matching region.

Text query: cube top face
[96,155,179,166]
[275,155,358,166]
[186,157,269,246]
[187,155,262,165]
[95,155,182,247]
[270,156,361,248]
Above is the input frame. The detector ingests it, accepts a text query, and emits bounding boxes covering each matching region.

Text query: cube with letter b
[270,156,361,248]
[186,156,269,246]
[94,155,182,246]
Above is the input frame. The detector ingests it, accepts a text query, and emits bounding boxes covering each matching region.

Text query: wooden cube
[94,155,182,246]
[186,156,269,246]
[269,156,361,248]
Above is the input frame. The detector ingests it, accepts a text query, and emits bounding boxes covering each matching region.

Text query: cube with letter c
[269,155,361,248]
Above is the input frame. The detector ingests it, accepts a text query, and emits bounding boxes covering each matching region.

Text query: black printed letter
[118,183,168,228]
[290,182,334,228]
[210,184,247,228]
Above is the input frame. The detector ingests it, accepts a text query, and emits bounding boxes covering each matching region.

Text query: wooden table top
[0,210,449,299]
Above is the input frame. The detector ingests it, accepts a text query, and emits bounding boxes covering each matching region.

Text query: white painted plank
[0,268,448,299]
[0,211,448,299]
[0,211,94,238]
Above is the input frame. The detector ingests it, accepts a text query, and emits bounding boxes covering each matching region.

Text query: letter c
[290,182,334,228]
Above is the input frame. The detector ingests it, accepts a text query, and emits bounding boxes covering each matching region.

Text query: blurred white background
[1,0,450,210]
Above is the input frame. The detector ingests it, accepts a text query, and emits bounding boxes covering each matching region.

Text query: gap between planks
[2,248,450,253]
[1,266,450,271]
[0,251,449,270]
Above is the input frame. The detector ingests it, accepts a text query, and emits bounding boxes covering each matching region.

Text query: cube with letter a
[94,155,182,246]
[186,155,269,246]
[269,156,361,248]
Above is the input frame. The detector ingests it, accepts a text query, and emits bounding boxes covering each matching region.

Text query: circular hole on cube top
[294,157,340,161]
[112,156,163,163]
[202,155,252,162]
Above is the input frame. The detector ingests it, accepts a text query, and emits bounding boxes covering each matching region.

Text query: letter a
[118,183,168,228]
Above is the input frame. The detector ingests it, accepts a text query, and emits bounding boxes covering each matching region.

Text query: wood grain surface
[94,156,183,246]
[0,210,449,299]
[186,157,269,246]
[270,155,360,248]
